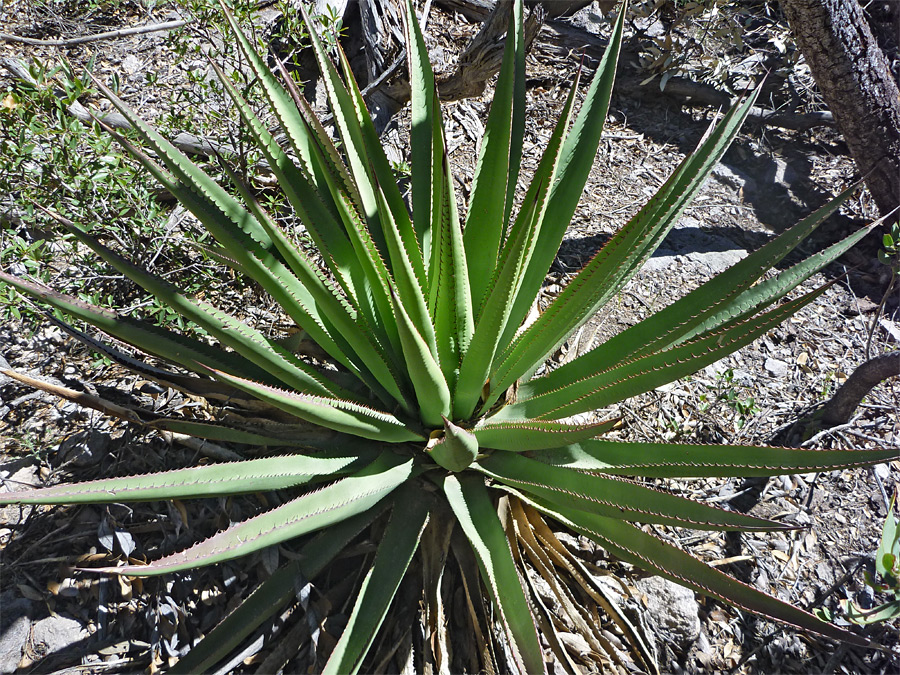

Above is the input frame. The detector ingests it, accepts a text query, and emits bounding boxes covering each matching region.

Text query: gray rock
[631,14,666,38]
[640,252,679,273]
[643,215,748,275]
[0,461,39,526]
[0,596,32,674]
[703,361,729,380]
[121,55,142,75]
[635,576,701,649]
[567,2,613,35]
[765,357,790,377]
[684,248,747,274]
[711,162,758,197]
[30,614,88,660]
[731,369,754,386]
[58,430,111,467]
[766,157,800,189]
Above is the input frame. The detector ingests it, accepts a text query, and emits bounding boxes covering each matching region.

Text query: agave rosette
[0,0,892,671]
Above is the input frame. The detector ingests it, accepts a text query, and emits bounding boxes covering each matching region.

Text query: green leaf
[876,496,899,578]
[216,156,407,407]
[336,40,425,283]
[462,64,585,418]
[477,452,789,531]
[91,453,415,575]
[391,287,451,427]
[491,86,761,394]
[541,184,866,381]
[0,271,272,387]
[170,509,381,675]
[0,454,365,505]
[428,147,474,387]
[441,474,545,674]
[47,207,354,401]
[1,366,358,449]
[18,311,272,410]
[529,439,900,478]
[453,192,541,418]
[502,283,828,420]
[464,0,525,308]
[492,65,583,353]
[471,417,617,451]
[404,0,442,262]
[843,599,900,626]
[205,56,358,302]
[323,487,429,675]
[88,76,275,254]
[220,3,345,213]
[523,494,868,646]
[406,0,475,381]
[216,19,371,313]
[170,561,304,674]
[498,4,626,353]
[198,366,424,443]
[297,4,393,267]
[231,5,403,363]
[375,183,437,357]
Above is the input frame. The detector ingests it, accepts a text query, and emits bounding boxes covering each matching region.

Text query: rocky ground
[0,1,898,673]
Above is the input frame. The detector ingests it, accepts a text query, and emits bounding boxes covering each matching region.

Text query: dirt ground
[0,1,898,673]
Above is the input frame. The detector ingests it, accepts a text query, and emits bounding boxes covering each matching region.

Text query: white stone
[635,576,701,648]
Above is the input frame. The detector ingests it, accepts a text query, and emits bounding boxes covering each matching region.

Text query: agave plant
[0,0,893,671]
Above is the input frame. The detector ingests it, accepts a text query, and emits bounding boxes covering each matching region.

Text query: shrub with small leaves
[840,495,900,626]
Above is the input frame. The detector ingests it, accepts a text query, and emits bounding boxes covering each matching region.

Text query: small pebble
[765,358,790,377]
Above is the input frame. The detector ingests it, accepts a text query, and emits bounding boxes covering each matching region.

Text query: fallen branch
[435,0,836,132]
[539,19,836,131]
[818,352,900,428]
[437,0,544,101]
[0,19,189,47]
[362,0,544,133]
[616,73,835,131]
[773,350,900,447]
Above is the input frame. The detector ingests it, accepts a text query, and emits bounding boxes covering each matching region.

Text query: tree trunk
[780,0,900,218]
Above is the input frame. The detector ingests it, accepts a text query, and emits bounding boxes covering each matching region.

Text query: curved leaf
[478,452,789,531]
[530,439,900,478]
[0,271,271,386]
[522,493,868,646]
[392,287,451,427]
[533,193,873,391]
[90,453,414,575]
[170,508,383,674]
[472,417,617,451]
[496,5,627,362]
[48,211,352,400]
[0,452,364,504]
[323,487,429,675]
[463,0,526,308]
[200,366,424,443]
[0,367,350,448]
[503,283,828,420]
[491,85,761,395]
[441,474,545,674]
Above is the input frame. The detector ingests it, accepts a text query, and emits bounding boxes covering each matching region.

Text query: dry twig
[0,20,189,47]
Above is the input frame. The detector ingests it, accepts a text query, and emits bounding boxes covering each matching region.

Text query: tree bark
[779,0,900,218]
